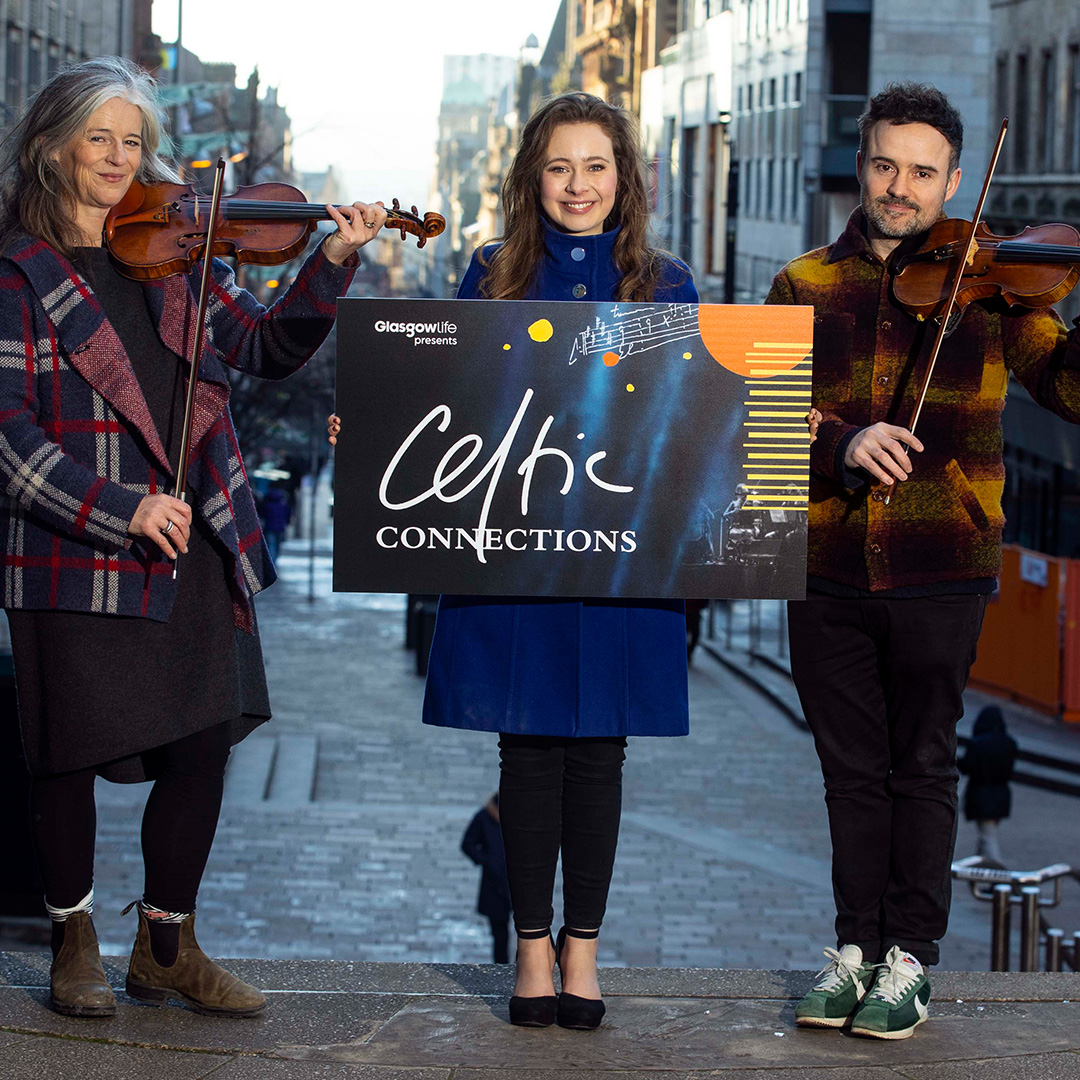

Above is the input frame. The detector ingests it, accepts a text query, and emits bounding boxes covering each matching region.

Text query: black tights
[498,734,626,934]
[30,722,232,914]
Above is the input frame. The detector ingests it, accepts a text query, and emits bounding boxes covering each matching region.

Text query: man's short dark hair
[858,82,964,173]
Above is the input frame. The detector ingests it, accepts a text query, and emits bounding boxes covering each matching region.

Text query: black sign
[333,298,813,599]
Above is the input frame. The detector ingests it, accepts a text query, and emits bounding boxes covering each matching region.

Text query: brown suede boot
[49,911,116,1017]
[124,904,266,1017]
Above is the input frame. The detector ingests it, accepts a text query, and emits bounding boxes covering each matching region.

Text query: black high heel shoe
[555,926,606,1030]
[508,927,557,1027]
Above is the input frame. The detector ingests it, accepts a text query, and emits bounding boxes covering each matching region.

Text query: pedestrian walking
[461,793,512,964]
[260,486,292,563]
[330,91,697,1031]
[959,705,1018,865]
[768,82,1080,1040]
[0,56,385,1019]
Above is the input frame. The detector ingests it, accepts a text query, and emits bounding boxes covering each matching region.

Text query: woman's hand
[129,494,192,559]
[807,408,823,445]
[327,413,341,446]
[321,201,388,265]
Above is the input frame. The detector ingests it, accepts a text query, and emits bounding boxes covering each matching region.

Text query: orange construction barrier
[969,544,1073,718]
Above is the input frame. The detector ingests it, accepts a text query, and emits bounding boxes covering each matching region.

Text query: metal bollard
[991,883,1012,971]
[1020,886,1042,972]
[1046,928,1065,972]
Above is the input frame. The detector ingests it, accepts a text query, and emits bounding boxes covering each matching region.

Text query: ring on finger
[365,220,377,229]
[163,520,174,535]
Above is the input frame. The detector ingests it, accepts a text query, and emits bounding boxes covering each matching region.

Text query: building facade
[986,0,1080,557]
[0,0,150,132]
[647,0,992,303]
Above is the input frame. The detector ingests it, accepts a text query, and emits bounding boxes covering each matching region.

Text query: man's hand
[844,422,924,485]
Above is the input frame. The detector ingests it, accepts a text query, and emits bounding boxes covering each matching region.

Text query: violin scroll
[383,197,446,249]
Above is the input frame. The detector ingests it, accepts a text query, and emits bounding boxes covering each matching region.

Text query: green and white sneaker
[794,945,875,1028]
[850,946,930,1039]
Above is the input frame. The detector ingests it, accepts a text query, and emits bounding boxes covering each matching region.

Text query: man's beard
[862,192,936,239]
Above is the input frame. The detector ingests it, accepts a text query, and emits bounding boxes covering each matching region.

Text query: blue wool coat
[422,222,698,738]
[0,234,355,629]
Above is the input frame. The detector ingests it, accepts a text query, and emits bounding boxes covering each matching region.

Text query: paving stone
[215,1062,451,1080]
[896,1050,1080,1079]
[0,1038,228,1079]
[0,986,410,1054]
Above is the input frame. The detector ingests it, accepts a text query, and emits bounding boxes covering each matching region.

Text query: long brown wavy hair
[0,55,181,258]
[479,92,680,302]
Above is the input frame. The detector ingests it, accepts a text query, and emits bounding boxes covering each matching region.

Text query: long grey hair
[0,55,181,257]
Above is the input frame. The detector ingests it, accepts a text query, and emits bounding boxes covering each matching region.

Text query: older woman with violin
[0,56,384,1019]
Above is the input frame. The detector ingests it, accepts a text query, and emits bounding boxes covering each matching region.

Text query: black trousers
[498,734,627,934]
[29,721,232,914]
[788,592,988,967]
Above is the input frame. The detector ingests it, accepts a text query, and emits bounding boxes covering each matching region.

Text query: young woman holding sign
[330,92,697,1029]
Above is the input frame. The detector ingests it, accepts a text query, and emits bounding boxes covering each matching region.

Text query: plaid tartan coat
[0,234,356,628]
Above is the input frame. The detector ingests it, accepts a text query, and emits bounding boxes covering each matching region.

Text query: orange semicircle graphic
[697,305,813,378]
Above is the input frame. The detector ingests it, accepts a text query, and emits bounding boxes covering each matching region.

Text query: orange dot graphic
[626,383,635,393]
[503,343,511,351]
[603,352,620,366]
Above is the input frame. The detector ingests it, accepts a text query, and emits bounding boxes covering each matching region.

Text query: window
[1040,49,1057,172]
[28,35,41,93]
[1069,45,1080,173]
[6,29,24,107]
[1015,53,1030,172]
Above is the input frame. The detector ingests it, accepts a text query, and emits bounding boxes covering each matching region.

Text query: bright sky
[151,0,562,204]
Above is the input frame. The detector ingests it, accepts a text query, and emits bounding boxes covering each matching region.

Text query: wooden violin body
[105,180,446,281]
[892,218,1080,319]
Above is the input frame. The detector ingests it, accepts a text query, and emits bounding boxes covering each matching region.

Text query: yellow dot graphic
[626,383,635,393]
[683,351,692,359]
[528,319,554,342]
[503,343,511,351]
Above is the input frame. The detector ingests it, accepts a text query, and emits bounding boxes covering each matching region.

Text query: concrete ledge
[2,955,1079,1078]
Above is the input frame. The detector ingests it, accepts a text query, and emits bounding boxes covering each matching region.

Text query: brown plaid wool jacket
[766,208,1080,591]
[0,233,356,627]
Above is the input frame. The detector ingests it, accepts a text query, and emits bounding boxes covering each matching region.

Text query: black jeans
[788,592,988,967]
[498,734,627,934]
[30,721,232,913]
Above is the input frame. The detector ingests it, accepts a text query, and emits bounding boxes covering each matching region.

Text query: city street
[76,545,1080,973]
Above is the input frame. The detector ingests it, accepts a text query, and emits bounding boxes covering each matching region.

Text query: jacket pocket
[945,458,990,532]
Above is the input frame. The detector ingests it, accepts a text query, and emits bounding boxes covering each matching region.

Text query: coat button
[571,247,586,261]
[869,543,882,554]
[572,284,587,298]
[881,320,892,331]
[877,375,889,385]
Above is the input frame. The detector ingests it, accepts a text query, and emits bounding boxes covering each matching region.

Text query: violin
[892,218,1080,319]
[104,179,446,281]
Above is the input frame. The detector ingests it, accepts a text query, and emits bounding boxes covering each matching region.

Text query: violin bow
[171,157,228,575]
[876,117,1008,507]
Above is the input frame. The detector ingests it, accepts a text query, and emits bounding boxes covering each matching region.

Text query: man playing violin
[767,82,1080,1039]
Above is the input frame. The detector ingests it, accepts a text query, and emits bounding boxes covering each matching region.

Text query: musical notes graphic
[568,303,699,365]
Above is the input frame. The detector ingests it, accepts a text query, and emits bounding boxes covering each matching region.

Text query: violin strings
[176,198,422,225]
[938,241,1080,262]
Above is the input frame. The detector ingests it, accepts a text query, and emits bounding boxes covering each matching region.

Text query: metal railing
[952,856,1079,971]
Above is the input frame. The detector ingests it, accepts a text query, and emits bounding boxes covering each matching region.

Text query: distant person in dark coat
[958,705,1018,864]
[261,486,292,563]
[461,793,512,963]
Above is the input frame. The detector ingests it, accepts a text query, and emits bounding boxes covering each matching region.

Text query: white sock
[45,887,93,922]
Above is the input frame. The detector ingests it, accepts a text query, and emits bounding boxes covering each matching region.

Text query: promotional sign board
[333,298,814,599]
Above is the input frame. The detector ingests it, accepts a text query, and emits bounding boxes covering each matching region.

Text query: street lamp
[719,109,738,305]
